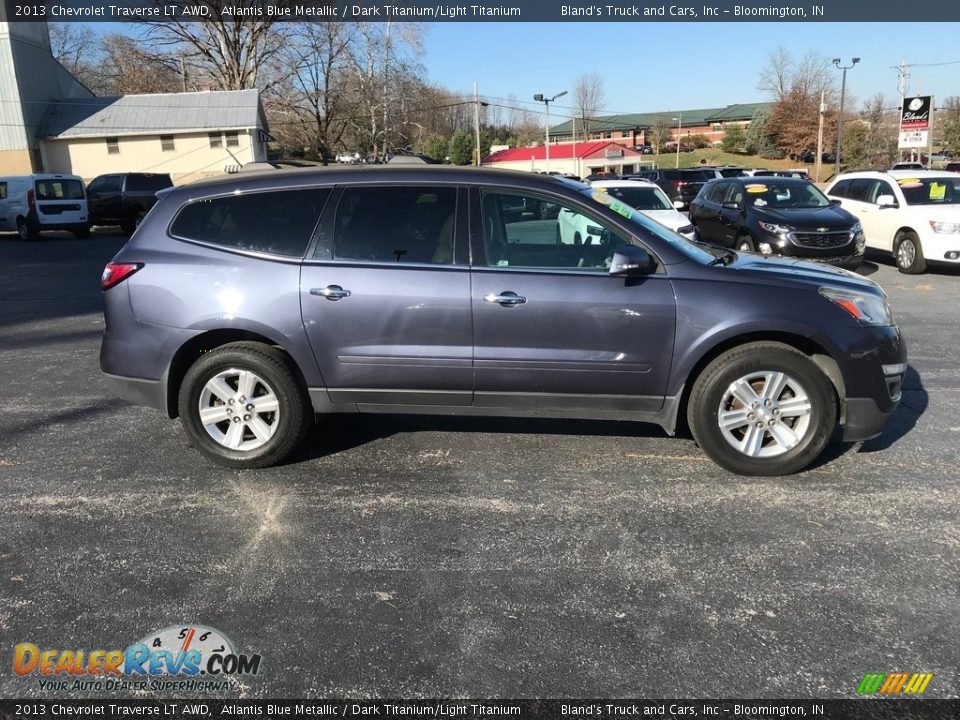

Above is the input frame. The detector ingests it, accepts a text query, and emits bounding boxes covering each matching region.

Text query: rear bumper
[102,372,167,413]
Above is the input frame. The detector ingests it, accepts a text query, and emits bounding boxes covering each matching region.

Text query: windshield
[598,185,672,210]
[578,187,714,264]
[896,176,960,205]
[743,181,830,209]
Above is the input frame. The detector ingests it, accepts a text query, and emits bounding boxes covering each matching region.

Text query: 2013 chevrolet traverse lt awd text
[100,167,906,476]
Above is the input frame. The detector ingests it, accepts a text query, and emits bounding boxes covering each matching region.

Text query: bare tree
[573,72,606,140]
[48,22,99,89]
[142,1,285,90]
[647,114,672,154]
[266,22,354,160]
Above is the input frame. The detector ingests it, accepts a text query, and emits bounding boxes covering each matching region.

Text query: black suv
[87,173,173,234]
[629,169,712,209]
[689,177,865,269]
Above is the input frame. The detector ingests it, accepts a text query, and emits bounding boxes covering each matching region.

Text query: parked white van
[0,174,89,240]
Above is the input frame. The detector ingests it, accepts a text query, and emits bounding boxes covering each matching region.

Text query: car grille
[791,230,851,249]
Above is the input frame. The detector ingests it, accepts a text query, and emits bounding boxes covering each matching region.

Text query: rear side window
[333,186,457,264]
[829,180,851,198]
[126,174,173,192]
[34,179,84,200]
[170,188,330,258]
[0,182,6,200]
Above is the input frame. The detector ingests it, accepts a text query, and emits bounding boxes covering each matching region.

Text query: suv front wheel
[178,342,312,468]
[688,342,837,476]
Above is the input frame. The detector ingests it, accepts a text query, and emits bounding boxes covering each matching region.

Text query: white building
[0,12,271,183]
[40,90,272,184]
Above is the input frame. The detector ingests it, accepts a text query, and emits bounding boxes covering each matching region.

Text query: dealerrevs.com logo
[13,625,261,692]
[857,672,933,695]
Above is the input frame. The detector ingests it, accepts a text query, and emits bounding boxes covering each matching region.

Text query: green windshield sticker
[608,198,633,218]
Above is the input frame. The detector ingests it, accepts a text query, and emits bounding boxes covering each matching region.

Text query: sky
[420,22,960,117]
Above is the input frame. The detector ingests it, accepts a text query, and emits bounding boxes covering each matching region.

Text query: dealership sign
[899,96,932,148]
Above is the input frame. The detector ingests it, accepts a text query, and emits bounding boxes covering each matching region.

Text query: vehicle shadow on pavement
[0,399,126,442]
[857,364,927,453]
[292,414,665,461]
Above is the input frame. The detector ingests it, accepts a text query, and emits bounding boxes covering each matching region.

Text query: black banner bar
[1,700,959,720]
[3,0,960,23]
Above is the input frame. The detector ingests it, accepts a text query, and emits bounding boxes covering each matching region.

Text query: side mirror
[673,200,685,210]
[721,201,743,211]
[610,245,656,276]
[875,194,898,208]
[829,198,842,206]
[586,224,605,236]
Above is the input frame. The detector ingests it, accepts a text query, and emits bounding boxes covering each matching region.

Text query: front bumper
[842,397,894,441]
[833,326,906,441]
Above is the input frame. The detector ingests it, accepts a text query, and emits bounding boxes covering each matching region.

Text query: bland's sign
[899,96,933,149]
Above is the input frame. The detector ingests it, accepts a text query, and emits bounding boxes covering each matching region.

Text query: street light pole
[534,90,567,173]
[673,113,683,169]
[833,57,860,177]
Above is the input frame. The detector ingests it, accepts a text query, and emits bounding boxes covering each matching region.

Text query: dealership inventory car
[825,170,960,273]
[0,173,88,240]
[567,179,694,238]
[629,168,711,209]
[101,166,905,476]
[688,176,865,269]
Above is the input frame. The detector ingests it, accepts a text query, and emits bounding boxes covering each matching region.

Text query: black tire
[16,217,37,241]
[177,342,312,469]
[133,210,146,230]
[687,342,837,476]
[894,231,926,274]
[735,235,755,252]
[73,226,91,239]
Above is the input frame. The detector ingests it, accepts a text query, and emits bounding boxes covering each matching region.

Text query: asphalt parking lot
[0,230,958,699]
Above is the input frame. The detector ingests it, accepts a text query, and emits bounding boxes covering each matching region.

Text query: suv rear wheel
[178,342,312,468]
[688,342,836,476]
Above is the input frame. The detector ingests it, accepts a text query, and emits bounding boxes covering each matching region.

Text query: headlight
[758,221,793,235]
[819,287,893,326]
[929,220,960,234]
[677,224,694,235]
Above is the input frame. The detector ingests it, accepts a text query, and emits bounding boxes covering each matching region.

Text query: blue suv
[100,167,906,475]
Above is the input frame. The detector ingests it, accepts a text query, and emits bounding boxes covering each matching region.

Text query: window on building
[713,124,723,131]
[106,138,120,154]
[602,132,612,139]
[209,132,222,148]
[160,135,175,152]
[224,131,240,148]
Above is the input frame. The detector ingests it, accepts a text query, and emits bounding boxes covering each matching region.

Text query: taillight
[101,262,142,290]
[27,189,36,212]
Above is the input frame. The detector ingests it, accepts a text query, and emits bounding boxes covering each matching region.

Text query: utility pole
[474,81,481,166]
[833,57,860,176]
[815,89,825,183]
[534,90,567,173]
[673,113,683,169]
[572,115,578,179]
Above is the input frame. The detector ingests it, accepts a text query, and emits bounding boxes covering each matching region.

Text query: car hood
[640,208,692,232]
[729,253,885,296]
[752,204,853,228]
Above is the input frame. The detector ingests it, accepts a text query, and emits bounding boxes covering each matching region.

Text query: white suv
[825,170,960,274]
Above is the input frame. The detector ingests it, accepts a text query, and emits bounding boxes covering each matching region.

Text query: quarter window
[480,192,628,272]
[333,186,457,264]
[846,179,877,203]
[169,188,330,258]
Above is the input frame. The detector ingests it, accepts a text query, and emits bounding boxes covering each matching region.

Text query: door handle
[311,285,351,301]
[484,291,526,306]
